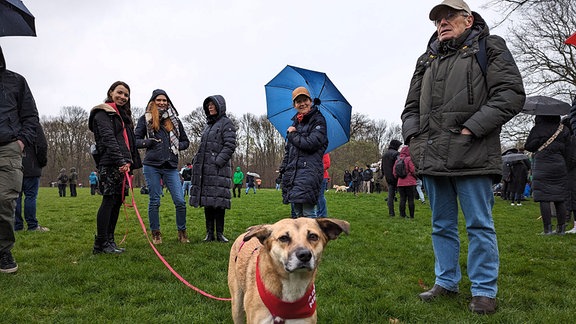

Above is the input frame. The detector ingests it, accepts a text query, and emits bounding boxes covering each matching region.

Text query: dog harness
[256,255,317,323]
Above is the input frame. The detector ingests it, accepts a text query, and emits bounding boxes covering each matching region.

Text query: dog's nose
[295,248,312,262]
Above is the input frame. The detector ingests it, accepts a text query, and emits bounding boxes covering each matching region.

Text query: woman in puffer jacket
[393,145,417,218]
[189,95,237,242]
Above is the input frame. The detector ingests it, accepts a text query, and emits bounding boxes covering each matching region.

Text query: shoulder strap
[538,124,564,152]
[475,37,488,76]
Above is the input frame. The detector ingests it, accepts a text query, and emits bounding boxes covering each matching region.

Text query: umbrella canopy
[265,65,352,153]
[246,172,260,178]
[0,0,36,37]
[522,95,570,116]
[502,153,530,164]
[566,32,576,46]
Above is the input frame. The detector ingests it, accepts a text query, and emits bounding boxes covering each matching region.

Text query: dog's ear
[243,225,272,244]
[316,218,350,241]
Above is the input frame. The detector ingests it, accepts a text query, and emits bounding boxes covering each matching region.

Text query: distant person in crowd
[181,162,192,197]
[57,168,68,197]
[351,166,361,196]
[275,173,282,190]
[135,89,190,244]
[279,86,327,218]
[89,170,99,195]
[189,95,237,243]
[232,166,244,198]
[525,115,571,235]
[566,101,576,234]
[343,169,352,190]
[362,164,373,193]
[501,160,512,200]
[415,176,426,203]
[69,167,78,197]
[0,45,41,273]
[255,178,262,188]
[89,81,142,254]
[381,139,402,216]
[393,146,417,218]
[316,153,331,217]
[245,173,256,194]
[507,153,530,206]
[401,0,525,314]
[15,124,49,232]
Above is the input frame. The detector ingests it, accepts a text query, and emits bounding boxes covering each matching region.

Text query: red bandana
[256,255,317,323]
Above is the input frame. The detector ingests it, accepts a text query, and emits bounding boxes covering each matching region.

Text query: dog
[333,185,349,193]
[228,217,350,323]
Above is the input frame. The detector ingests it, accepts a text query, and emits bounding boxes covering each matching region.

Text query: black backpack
[395,158,408,179]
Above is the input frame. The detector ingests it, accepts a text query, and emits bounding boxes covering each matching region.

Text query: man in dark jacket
[15,124,49,232]
[381,139,402,216]
[0,46,40,273]
[401,0,525,314]
[279,86,328,217]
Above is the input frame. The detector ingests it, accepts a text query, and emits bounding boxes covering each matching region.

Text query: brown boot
[151,230,162,244]
[178,230,190,243]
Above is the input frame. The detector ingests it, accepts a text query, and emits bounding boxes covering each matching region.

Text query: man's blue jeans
[423,175,499,298]
[182,180,191,197]
[15,176,40,231]
[143,165,187,231]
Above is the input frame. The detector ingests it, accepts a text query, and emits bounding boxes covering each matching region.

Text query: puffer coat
[279,106,327,205]
[401,12,525,182]
[189,95,237,209]
[525,115,570,202]
[88,103,142,170]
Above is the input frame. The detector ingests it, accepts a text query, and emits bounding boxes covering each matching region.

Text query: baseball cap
[429,0,472,20]
[292,86,311,102]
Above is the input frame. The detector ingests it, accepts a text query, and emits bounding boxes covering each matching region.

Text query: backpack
[395,158,408,179]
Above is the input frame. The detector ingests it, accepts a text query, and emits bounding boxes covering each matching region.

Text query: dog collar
[256,255,317,323]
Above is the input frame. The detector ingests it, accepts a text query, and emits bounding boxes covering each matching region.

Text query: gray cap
[429,0,472,20]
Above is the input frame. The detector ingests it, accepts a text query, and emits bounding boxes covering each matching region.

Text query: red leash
[123,172,232,302]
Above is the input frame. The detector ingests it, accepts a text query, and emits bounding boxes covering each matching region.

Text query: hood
[427,11,489,56]
[148,89,179,115]
[88,103,118,131]
[388,139,402,150]
[399,145,411,158]
[236,166,241,171]
[203,95,227,122]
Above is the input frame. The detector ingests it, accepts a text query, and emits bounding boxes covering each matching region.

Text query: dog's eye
[308,233,319,241]
[278,235,290,243]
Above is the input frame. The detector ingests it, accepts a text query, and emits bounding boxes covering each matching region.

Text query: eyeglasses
[434,11,469,26]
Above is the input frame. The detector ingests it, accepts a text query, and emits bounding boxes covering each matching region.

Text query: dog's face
[332,185,339,189]
[244,218,350,273]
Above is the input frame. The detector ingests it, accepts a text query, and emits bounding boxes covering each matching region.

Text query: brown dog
[228,217,350,323]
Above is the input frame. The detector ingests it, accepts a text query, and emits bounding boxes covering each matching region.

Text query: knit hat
[389,139,402,150]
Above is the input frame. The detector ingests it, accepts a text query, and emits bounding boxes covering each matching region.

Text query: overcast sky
[2,0,504,124]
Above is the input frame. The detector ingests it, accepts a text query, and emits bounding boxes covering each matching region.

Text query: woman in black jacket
[88,81,142,254]
[189,95,237,242]
[525,115,570,234]
[279,86,328,218]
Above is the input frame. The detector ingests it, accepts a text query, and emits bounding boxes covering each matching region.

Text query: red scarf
[107,102,130,150]
[256,255,317,323]
[296,113,305,123]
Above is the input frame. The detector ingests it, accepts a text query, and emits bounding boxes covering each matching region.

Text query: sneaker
[0,251,18,273]
[516,203,522,206]
[566,227,576,234]
[29,226,50,232]
[510,203,515,206]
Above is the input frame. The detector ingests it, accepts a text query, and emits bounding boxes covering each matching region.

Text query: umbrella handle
[314,98,321,106]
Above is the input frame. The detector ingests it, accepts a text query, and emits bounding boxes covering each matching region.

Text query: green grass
[2,187,575,323]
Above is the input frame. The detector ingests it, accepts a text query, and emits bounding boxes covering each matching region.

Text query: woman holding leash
[88,81,142,254]
[135,89,190,244]
[189,95,237,242]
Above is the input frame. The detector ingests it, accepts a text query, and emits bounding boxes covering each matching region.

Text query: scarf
[296,113,305,123]
[146,104,180,155]
[256,255,317,323]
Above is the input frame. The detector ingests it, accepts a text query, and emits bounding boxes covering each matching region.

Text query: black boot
[203,215,215,242]
[556,224,567,235]
[108,234,125,252]
[216,213,229,243]
[93,235,122,254]
[540,224,554,235]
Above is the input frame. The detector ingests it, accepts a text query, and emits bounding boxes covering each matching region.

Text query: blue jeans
[316,178,328,217]
[423,175,499,298]
[246,185,256,194]
[15,176,40,231]
[182,180,191,197]
[293,203,317,218]
[143,165,187,231]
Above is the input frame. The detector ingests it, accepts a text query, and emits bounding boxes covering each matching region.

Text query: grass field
[2,187,575,323]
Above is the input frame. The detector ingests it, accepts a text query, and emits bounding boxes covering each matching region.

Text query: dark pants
[58,184,66,197]
[233,184,242,197]
[386,180,398,216]
[96,194,123,240]
[70,184,77,197]
[398,185,416,218]
[90,183,98,195]
[540,201,567,228]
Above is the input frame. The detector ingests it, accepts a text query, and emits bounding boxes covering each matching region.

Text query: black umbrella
[522,95,570,116]
[0,0,36,37]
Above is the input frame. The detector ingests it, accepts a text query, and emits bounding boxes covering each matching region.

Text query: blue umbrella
[0,0,36,37]
[265,65,352,153]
